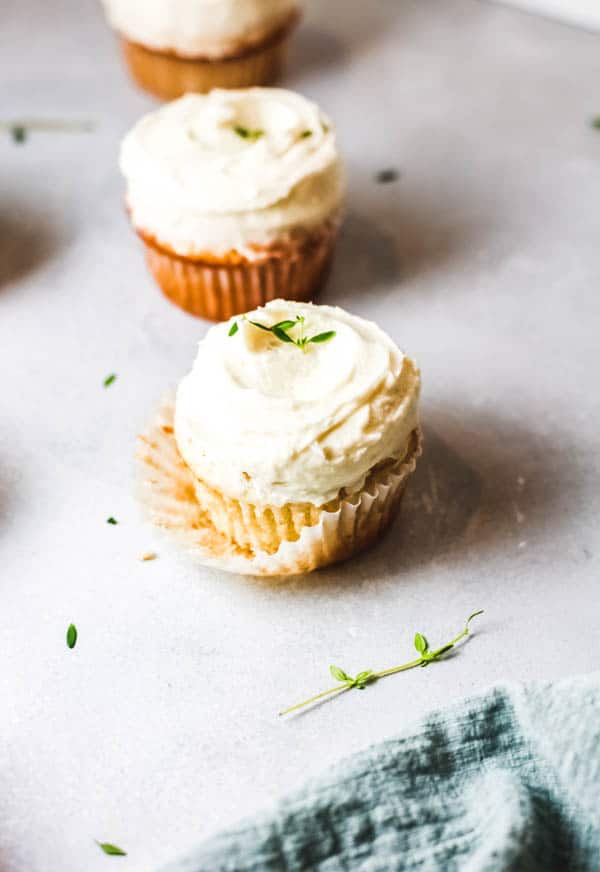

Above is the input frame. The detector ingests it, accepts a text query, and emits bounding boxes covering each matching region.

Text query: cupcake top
[174,300,421,507]
[102,0,300,59]
[120,89,343,258]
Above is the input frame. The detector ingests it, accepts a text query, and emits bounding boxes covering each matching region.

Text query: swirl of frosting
[120,89,343,257]
[174,300,421,507]
[102,0,300,59]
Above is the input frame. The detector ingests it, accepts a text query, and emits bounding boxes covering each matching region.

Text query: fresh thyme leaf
[355,670,375,688]
[591,116,600,130]
[279,611,485,716]
[11,125,26,144]
[246,318,271,332]
[272,320,297,331]
[103,373,117,388]
[228,321,239,336]
[376,168,399,184]
[272,325,295,343]
[66,624,77,649]
[309,331,336,344]
[234,125,264,141]
[106,516,118,525]
[330,665,350,683]
[96,842,127,856]
[414,633,428,655]
[300,130,313,138]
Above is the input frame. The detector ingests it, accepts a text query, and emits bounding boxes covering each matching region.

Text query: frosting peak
[174,301,421,506]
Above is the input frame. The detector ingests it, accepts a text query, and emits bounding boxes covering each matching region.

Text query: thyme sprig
[279,611,484,716]
[229,315,335,350]
[2,119,94,143]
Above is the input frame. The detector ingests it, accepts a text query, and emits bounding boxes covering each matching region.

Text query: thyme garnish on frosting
[229,315,336,350]
[279,611,484,716]
[233,125,264,141]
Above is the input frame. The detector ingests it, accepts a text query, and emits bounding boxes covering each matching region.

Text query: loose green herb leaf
[103,373,117,388]
[591,116,600,130]
[66,624,77,649]
[232,315,336,352]
[376,168,399,184]
[96,842,127,856]
[309,331,336,344]
[228,321,239,336]
[106,516,118,525]
[300,130,313,138]
[234,125,264,141]
[11,125,26,144]
[279,611,484,716]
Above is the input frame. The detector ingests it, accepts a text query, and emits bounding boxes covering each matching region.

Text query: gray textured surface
[1,1,599,870]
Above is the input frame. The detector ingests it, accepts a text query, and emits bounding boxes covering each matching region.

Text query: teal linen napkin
[160,674,600,871]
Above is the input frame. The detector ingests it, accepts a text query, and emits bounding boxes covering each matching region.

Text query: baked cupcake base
[137,399,423,577]
[120,14,298,100]
[137,222,338,321]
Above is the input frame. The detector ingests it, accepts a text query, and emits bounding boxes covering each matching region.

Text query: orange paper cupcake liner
[137,223,338,321]
[120,15,298,100]
[137,399,423,577]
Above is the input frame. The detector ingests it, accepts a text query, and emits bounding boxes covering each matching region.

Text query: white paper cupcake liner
[137,398,423,577]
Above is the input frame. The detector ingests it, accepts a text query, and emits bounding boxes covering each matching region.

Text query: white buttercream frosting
[120,89,344,259]
[174,300,421,507]
[102,0,299,59]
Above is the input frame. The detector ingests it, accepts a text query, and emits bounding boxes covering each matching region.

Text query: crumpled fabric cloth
[159,673,600,871]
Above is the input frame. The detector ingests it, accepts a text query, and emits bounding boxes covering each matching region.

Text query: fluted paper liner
[139,223,338,321]
[137,399,423,577]
[120,18,296,100]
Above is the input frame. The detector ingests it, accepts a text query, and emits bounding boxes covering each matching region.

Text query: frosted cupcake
[120,89,344,320]
[139,300,422,576]
[101,0,301,99]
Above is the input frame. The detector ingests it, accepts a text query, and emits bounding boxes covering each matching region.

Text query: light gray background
[1,1,599,870]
